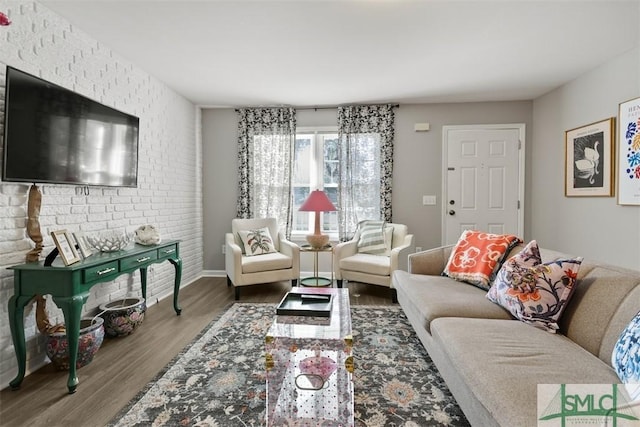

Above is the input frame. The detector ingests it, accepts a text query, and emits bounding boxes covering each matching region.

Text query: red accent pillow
[443,230,522,290]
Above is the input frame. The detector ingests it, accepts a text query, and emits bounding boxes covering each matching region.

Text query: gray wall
[531,47,640,269]
[202,102,533,272]
[203,47,640,273]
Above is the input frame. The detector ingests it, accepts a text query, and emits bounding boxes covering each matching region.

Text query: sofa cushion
[340,253,390,276]
[430,317,621,427]
[237,227,277,256]
[612,310,640,385]
[487,254,583,333]
[443,230,521,291]
[241,251,292,273]
[391,270,513,333]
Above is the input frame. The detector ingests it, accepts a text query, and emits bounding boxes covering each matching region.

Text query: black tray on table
[276,292,333,317]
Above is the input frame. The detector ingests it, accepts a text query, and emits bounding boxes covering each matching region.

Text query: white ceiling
[38,0,639,108]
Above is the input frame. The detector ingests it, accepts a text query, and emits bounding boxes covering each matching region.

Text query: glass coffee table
[265,287,354,426]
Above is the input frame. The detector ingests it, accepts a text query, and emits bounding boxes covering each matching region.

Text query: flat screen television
[2,66,139,187]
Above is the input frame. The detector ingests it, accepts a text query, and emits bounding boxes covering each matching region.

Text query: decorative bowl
[99,297,146,337]
[45,317,105,370]
[86,231,133,252]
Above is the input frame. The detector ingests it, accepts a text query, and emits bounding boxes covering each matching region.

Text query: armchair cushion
[237,226,276,256]
[241,251,293,274]
[339,253,391,276]
[357,220,390,255]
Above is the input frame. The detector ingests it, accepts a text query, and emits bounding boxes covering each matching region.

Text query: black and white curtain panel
[337,104,395,241]
[236,107,296,237]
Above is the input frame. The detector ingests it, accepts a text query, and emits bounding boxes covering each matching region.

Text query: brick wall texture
[0,1,204,387]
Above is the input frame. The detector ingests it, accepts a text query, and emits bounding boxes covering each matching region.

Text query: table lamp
[299,190,337,249]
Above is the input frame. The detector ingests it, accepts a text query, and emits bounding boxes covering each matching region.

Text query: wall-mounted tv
[2,66,139,188]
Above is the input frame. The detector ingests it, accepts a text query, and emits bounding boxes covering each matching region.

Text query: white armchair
[225,218,300,300]
[333,222,414,301]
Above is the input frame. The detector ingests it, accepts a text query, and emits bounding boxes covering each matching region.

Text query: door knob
[449,200,455,205]
[449,210,456,216]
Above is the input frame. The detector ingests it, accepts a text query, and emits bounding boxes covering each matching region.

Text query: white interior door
[442,125,525,245]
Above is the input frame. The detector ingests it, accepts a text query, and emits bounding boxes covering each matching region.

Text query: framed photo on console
[73,231,93,258]
[565,117,615,197]
[51,229,81,266]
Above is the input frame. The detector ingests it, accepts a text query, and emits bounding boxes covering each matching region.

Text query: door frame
[441,124,526,245]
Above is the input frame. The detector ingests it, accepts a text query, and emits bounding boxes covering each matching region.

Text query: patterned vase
[45,317,105,371]
[99,297,146,337]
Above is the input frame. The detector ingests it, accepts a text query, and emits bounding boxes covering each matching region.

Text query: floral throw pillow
[612,311,640,386]
[487,240,542,297]
[443,230,522,290]
[237,227,276,256]
[487,242,583,333]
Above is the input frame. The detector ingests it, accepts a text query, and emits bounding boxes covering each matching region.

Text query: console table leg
[169,258,182,315]
[139,267,148,300]
[52,294,88,394]
[8,294,32,390]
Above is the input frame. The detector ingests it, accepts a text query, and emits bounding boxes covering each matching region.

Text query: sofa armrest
[390,234,415,272]
[408,245,454,275]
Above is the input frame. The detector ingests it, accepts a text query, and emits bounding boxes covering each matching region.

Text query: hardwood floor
[0,278,394,427]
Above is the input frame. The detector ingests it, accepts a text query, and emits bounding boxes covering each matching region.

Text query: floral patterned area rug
[108,303,469,427]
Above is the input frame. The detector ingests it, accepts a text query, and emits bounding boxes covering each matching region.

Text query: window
[292,128,339,236]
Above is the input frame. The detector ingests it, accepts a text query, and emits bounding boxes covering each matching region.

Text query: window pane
[324,136,338,161]
[322,211,338,232]
[294,136,312,185]
[293,187,310,207]
[292,186,310,232]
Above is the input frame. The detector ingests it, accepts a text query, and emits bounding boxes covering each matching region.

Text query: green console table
[7,240,182,394]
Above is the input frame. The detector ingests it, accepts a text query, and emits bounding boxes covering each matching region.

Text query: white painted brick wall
[0,1,204,388]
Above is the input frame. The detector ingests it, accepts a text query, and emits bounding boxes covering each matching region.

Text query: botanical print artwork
[618,97,640,205]
[573,131,604,188]
[565,118,615,197]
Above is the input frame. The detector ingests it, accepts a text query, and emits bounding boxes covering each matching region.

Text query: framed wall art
[51,229,81,266]
[565,117,615,197]
[617,96,640,205]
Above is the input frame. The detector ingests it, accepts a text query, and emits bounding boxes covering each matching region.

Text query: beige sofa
[391,244,640,427]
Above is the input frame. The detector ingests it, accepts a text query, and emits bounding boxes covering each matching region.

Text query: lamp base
[306,234,329,249]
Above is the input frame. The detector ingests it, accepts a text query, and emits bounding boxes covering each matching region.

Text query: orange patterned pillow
[443,230,522,290]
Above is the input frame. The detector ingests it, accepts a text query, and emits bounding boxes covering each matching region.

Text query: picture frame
[617,96,640,205]
[51,230,81,266]
[73,231,93,258]
[565,117,615,197]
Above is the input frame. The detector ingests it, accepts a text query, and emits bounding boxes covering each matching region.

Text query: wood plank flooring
[0,278,394,427]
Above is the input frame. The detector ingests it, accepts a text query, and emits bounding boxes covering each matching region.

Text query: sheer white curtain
[236,108,296,237]
[337,105,395,241]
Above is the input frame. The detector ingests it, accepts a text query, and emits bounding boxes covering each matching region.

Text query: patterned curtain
[236,108,296,237]
[337,104,395,241]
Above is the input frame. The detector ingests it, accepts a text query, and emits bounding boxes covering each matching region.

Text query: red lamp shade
[299,190,336,213]
[298,190,336,248]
